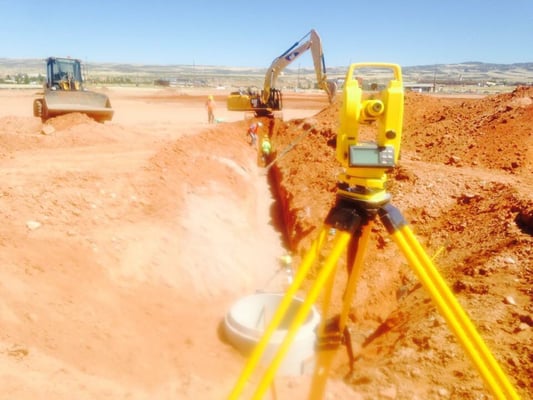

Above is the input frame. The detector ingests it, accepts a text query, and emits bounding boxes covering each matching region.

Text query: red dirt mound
[268,87,532,398]
[403,86,533,173]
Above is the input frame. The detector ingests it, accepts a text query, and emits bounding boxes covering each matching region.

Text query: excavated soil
[268,87,533,399]
[0,86,531,400]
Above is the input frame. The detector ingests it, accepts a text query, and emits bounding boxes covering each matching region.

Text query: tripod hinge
[378,203,408,234]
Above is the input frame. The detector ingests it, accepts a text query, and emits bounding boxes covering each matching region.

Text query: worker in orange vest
[205,95,216,124]
[247,121,262,146]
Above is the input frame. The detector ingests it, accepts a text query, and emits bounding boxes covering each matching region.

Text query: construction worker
[205,95,216,124]
[247,121,262,146]
[261,135,272,164]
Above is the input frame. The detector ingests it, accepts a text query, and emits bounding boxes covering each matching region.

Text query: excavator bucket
[43,89,114,122]
[326,79,338,103]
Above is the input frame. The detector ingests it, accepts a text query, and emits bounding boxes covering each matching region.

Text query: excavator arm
[262,29,336,105]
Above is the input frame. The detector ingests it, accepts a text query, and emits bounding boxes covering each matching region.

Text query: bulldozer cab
[46,57,83,91]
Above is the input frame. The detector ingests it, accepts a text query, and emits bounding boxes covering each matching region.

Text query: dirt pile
[268,87,533,398]
[402,86,533,174]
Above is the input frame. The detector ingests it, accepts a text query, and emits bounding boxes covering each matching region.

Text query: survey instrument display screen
[348,144,395,167]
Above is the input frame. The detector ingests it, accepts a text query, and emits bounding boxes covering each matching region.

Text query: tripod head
[336,63,404,206]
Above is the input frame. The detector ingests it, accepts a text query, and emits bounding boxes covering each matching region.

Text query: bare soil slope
[0,87,531,399]
[269,87,532,399]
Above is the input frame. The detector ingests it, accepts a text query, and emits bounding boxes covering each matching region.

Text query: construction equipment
[227,29,337,117]
[33,57,113,122]
[228,63,520,399]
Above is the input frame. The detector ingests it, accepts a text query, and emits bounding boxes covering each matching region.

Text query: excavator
[227,29,337,117]
[33,57,114,122]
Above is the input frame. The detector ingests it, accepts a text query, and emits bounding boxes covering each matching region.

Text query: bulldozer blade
[44,90,114,121]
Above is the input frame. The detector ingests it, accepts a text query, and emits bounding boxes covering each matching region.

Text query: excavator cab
[227,87,283,117]
[33,57,114,123]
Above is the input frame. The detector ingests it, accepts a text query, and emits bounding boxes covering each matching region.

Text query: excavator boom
[262,29,335,105]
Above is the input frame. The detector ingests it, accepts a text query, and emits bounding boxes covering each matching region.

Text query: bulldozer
[227,29,337,117]
[33,57,114,122]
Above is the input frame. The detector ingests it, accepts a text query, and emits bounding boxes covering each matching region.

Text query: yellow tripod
[228,195,520,399]
[228,63,520,399]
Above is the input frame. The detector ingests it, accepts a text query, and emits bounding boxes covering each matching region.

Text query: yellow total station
[336,63,404,204]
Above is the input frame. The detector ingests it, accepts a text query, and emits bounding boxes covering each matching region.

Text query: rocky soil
[0,86,531,399]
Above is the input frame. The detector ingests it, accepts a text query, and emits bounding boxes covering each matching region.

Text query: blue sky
[0,0,531,68]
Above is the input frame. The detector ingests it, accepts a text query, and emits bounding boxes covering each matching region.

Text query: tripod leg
[228,225,349,399]
[341,220,373,328]
[309,220,374,400]
[380,204,520,400]
[228,225,328,399]
[249,228,352,399]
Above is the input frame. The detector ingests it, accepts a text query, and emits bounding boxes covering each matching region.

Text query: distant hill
[0,58,531,88]
[399,62,533,85]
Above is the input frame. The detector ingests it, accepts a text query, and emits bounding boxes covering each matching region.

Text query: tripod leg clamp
[378,203,408,234]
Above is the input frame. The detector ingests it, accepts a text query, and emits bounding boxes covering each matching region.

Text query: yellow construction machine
[33,57,114,122]
[227,29,337,117]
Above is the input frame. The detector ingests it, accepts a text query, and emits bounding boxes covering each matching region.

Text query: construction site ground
[0,86,531,400]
